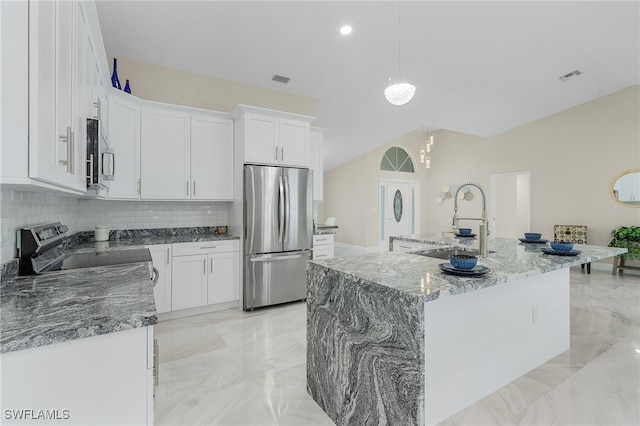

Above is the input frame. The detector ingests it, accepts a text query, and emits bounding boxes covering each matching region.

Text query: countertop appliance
[17,223,155,281]
[244,165,313,310]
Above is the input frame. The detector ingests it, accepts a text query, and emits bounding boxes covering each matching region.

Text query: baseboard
[157,300,239,321]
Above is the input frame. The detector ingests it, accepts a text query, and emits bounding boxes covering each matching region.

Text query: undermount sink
[413,249,492,259]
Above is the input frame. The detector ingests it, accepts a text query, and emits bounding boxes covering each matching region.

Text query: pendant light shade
[384,75,416,106]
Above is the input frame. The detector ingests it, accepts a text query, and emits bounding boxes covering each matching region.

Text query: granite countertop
[311,237,626,303]
[314,229,336,236]
[73,227,240,253]
[0,262,157,354]
[0,226,239,355]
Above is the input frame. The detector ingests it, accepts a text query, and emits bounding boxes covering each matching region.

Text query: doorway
[489,171,531,238]
[379,179,420,249]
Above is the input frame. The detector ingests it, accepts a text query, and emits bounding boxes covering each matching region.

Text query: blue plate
[455,233,477,238]
[439,263,489,276]
[518,238,549,244]
[541,248,581,257]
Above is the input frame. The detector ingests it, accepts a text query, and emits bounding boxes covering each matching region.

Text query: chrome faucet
[452,181,490,257]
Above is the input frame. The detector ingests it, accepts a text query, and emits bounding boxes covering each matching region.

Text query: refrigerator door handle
[278,175,285,243]
[247,166,256,254]
[284,175,290,243]
[250,252,310,262]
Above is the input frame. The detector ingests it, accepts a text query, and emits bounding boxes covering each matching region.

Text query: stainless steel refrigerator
[244,165,313,310]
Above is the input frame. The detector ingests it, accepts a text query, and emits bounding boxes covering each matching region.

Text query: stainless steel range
[17,222,153,276]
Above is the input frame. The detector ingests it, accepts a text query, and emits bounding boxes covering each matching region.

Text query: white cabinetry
[147,244,172,314]
[27,0,87,192]
[139,105,234,200]
[106,90,141,199]
[310,128,325,201]
[0,326,154,426]
[234,105,315,168]
[171,240,240,311]
[140,106,191,200]
[190,113,234,200]
[313,234,335,260]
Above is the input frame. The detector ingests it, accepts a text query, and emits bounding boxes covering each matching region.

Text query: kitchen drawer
[313,245,334,260]
[392,240,423,252]
[172,239,239,256]
[313,234,334,246]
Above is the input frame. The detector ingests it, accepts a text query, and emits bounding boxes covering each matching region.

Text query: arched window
[380,147,414,172]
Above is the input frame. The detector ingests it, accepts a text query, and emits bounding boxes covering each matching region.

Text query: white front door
[380,180,419,249]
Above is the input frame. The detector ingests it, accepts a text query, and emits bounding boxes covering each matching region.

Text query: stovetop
[41,249,153,273]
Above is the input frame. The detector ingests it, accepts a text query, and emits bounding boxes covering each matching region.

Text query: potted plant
[608,226,640,261]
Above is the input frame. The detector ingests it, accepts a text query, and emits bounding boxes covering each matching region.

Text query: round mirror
[610,169,640,207]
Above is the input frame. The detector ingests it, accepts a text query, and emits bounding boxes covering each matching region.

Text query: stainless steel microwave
[86,118,114,190]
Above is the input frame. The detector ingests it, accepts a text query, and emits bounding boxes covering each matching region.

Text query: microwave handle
[102,151,115,179]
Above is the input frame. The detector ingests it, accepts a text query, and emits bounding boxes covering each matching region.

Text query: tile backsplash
[1,189,229,263]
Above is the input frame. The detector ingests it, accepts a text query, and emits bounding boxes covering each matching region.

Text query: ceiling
[95,1,640,171]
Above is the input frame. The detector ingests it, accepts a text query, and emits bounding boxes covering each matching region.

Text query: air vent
[272,75,290,84]
[559,70,583,82]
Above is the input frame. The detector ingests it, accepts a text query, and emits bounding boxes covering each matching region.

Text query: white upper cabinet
[107,90,141,199]
[28,0,86,191]
[138,104,234,201]
[190,113,234,200]
[310,127,325,201]
[234,105,315,168]
[140,105,191,200]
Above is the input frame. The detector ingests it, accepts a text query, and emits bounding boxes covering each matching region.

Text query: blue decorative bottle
[111,58,122,89]
[124,80,131,94]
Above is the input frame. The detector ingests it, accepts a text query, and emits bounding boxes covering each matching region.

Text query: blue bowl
[458,228,472,235]
[551,241,574,251]
[450,254,478,270]
[524,233,542,241]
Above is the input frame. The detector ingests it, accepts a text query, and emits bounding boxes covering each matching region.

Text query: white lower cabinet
[147,244,172,314]
[313,234,335,260]
[0,326,154,426]
[171,254,208,310]
[171,240,240,312]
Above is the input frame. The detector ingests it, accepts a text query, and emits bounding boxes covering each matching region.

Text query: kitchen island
[306,237,626,425]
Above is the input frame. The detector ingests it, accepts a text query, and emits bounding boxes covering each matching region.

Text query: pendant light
[384,2,415,106]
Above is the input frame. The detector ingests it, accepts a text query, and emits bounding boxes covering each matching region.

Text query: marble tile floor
[154,268,639,426]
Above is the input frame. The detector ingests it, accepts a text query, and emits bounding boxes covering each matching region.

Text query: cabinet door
[279,118,309,167]
[28,0,76,189]
[310,130,323,201]
[107,91,140,199]
[207,252,239,305]
[71,1,87,191]
[243,113,278,165]
[141,106,190,199]
[171,255,208,310]
[190,114,233,200]
[147,245,172,314]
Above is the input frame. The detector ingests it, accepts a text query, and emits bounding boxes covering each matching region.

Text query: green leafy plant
[608,226,640,261]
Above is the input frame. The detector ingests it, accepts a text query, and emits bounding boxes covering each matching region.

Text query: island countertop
[310,236,626,302]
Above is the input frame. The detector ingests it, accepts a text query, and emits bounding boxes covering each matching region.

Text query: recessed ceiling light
[340,25,352,35]
[558,70,583,82]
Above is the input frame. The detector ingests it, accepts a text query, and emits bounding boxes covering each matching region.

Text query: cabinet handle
[166,248,170,265]
[203,259,206,275]
[280,146,284,161]
[316,238,327,242]
[210,258,213,274]
[186,181,190,196]
[70,129,75,174]
[58,127,72,173]
[200,246,216,249]
[193,181,196,197]
[275,146,279,161]
[137,179,141,194]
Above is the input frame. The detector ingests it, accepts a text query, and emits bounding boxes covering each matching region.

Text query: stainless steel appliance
[86,118,114,190]
[244,165,313,310]
[17,223,155,282]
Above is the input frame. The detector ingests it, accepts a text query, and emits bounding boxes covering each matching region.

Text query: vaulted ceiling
[96,1,640,170]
